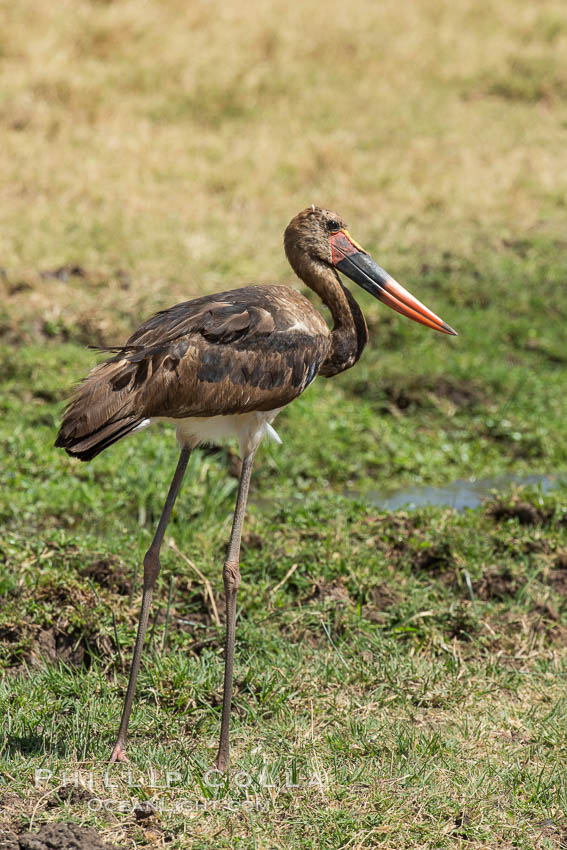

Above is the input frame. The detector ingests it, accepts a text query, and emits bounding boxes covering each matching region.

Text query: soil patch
[81,556,131,595]
[357,374,488,413]
[307,578,353,605]
[29,628,89,668]
[547,569,567,596]
[413,542,454,575]
[40,264,87,281]
[27,625,114,670]
[47,787,93,808]
[0,822,122,850]
[488,499,553,526]
[474,566,523,601]
[445,608,478,641]
[362,583,399,622]
[241,532,265,552]
[547,550,567,596]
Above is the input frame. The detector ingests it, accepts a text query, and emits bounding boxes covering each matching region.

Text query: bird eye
[327,220,340,232]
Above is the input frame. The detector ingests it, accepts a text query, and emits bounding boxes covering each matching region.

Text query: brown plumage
[55,208,374,461]
[55,286,331,460]
[54,206,456,769]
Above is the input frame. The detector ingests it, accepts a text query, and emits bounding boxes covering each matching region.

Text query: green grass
[2,479,567,848]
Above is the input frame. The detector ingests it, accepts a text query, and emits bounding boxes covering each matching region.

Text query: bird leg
[110,446,191,763]
[214,449,256,772]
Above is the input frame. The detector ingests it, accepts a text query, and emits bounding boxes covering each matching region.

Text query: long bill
[331,230,457,336]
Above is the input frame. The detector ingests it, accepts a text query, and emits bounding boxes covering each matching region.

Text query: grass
[1,0,567,847]
[2,483,567,848]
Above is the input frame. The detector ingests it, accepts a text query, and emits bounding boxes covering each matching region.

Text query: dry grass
[2,3,567,847]
[1,0,567,340]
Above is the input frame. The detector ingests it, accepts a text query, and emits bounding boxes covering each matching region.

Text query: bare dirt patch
[28,627,93,668]
[445,606,478,641]
[81,556,131,595]
[241,531,265,552]
[493,606,567,652]
[413,541,454,575]
[488,499,553,526]
[547,569,567,596]
[46,787,94,809]
[0,823,122,850]
[0,618,114,672]
[307,577,353,605]
[362,583,399,622]
[474,566,523,601]
[351,373,488,414]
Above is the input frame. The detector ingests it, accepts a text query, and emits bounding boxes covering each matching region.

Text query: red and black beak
[331,230,457,336]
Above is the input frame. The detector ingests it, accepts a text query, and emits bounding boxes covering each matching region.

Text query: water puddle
[354,473,565,512]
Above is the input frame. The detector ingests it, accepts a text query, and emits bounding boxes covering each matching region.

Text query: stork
[55,206,456,770]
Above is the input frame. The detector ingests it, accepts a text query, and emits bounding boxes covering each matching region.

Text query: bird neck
[301,260,369,377]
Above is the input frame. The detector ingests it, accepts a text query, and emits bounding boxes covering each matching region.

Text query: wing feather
[56,285,330,459]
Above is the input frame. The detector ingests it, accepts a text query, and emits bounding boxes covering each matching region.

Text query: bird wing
[56,286,330,458]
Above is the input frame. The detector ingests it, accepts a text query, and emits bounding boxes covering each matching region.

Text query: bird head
[284,206,457,336]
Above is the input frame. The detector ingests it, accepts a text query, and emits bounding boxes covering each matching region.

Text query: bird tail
[55,357,145,462]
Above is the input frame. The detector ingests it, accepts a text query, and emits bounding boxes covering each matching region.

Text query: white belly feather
[134,409,283,457]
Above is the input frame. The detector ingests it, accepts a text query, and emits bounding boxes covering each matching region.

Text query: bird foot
[109,742,129,763]
[212,753,229,773]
